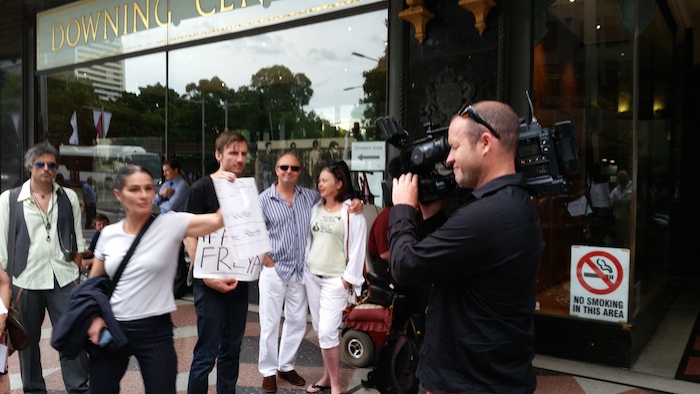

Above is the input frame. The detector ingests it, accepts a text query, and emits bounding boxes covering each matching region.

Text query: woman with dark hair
[85,164,233,393]
[303,162,367,394]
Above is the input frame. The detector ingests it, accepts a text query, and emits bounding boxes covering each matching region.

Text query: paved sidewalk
[5,296,370,394]
[5,291,693,393]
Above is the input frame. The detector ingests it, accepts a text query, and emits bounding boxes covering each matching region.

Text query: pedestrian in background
[82,176,97,229]
[366,157,402,282]
[610,169,633,248]
[390,101,544,394]
[153,158,192,298]
[55,173,67,187]
[81,213,109,282]
[153,159,190,214]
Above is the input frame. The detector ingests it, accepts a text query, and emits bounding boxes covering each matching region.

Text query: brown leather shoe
[278,369,306,386]
[262,375,277,393]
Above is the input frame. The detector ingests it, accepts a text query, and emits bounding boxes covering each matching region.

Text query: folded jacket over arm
[50,276,128,359]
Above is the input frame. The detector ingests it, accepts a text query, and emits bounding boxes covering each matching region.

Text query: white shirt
[94,212,193,321]
[0,181,86,289]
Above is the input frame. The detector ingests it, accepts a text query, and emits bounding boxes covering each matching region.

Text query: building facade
[1,0,698,368]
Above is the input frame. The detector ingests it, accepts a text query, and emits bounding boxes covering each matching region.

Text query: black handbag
[5,187,29,355]
[5,307,29,355]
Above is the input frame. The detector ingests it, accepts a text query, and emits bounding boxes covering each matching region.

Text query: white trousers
[304,270,348,349]
[258,266,309,377]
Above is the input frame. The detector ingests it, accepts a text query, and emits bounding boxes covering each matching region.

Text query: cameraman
[389,101,544,394]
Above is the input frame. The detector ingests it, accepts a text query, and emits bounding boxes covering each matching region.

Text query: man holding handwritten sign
[193,174,270,282]
[183,131,253,394]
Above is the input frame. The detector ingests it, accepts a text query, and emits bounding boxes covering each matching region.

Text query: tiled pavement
[5,285,699,394]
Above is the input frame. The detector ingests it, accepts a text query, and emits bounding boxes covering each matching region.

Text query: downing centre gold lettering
[196,0,263,17]
[51,0,173,51]
[49,0,269,52]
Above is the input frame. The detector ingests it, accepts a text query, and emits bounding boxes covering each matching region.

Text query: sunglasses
[34,161,58,171]
[278,165,301,172]
[457,104,501,139]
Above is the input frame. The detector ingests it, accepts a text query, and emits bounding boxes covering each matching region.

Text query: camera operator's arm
[392,173,448,231]
[390,173,452,286]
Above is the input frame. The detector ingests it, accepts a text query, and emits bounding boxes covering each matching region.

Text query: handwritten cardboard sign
[193,228,263,281]
[192,177,270,281]
[213,177,271,260]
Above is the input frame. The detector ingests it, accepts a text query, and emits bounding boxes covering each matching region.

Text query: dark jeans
[84,202,96,229]
[89,314,177,394]
[18,280,89,394]
[173,244,191,297]
[187,279,249,394]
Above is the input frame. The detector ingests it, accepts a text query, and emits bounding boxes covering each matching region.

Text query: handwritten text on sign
[213,177,271,260]
[193,228,262,281]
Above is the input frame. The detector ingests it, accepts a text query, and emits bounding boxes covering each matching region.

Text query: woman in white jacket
[304,162,366,394]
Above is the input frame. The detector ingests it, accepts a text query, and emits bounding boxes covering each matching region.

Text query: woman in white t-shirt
[87,164,233,393]
[304,163,367,394]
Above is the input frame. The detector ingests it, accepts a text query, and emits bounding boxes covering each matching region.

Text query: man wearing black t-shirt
[184,131,250,394]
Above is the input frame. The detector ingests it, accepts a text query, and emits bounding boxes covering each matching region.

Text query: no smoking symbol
[576,251,623,295]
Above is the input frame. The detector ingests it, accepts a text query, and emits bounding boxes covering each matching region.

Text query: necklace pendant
[46,235,51,242]
[46,223,51,230]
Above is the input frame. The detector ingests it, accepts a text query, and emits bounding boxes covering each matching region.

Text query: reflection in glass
[168,9,387,191]
[0,60,23,192]
[534,0,676,320]
[42,6,387,224]
[45,53,166,225]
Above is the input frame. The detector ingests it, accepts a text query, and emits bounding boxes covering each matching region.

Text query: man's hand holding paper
[192,177,271,281]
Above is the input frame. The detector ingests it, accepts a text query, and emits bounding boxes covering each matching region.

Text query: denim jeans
[187,279,249,394]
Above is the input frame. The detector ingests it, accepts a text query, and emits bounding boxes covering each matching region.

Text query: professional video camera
[376,116,456,204]
[516,98,581,196]
[377,97,581,204]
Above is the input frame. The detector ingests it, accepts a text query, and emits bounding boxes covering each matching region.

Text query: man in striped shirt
[258,152,362,393]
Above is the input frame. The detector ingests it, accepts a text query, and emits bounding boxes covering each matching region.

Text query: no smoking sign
[569,245,630,323]
[576,250,623,295]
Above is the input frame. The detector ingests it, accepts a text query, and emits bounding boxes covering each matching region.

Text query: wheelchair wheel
[341,329,375,368]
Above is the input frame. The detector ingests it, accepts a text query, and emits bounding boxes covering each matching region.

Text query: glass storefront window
[0,60,24,193]
[533,0,677,320]
[168,9,387,195]
[42,6,387,227]
[45,53,165,226]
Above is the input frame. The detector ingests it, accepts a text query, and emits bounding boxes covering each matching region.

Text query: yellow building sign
[37,0,379,70]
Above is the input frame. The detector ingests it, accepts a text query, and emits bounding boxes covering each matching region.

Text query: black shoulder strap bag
[105,214,156,297]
